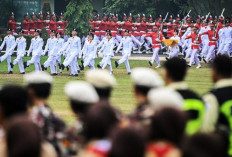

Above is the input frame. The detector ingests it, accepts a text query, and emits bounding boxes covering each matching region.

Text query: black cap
[73,28,77,32]
[106,29,111,33]
[51,30,56,33]
[35,29,40,33]
[225,19,230,24]
[7,28,12,32]
[89,33,94,38]
[89,29,95,32]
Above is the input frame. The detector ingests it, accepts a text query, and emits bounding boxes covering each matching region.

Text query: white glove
[115,51,118,54]
[17,23,21,25]
[194,41,197,44]
[155,38,160,42]
[163,29,167,32]
[212,37,216,40]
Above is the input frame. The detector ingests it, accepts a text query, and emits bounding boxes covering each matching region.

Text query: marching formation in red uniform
[8,12,68,35]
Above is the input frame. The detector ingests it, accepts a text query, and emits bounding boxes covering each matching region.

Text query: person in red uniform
[132,14,141,51]
[155,15,162,29]
[166,16,174,39]
[176,14,181,23]
[29,12,37,35]
[217,16,224,32]
[202,23,219,63]
[146,25,164,68]
[36,12,44,31]
[57,13,68,35]
[110,15,119,39]
[22,13,30,35]
[186,26,202,68]
[49,13,57,33]
[8,12,20,35]
[45,13,51,34]
[99,14,108,40]
[93,14,101,38]
[167,22,180,37]
[195,16,201,29]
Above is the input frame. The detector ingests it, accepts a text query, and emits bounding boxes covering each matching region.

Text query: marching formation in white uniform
[1,15,232,76]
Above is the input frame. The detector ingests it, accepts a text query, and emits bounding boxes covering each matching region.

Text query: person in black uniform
[203,55,232,157]
[163,57,205,135]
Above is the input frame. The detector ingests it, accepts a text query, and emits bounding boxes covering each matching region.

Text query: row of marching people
[0,54,232,157]
[8,12,67,35]
[1,19,231,75]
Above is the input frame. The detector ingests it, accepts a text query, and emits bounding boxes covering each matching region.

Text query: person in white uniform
[10,30,26,74]
[0,29,15,74]
[166,30,180,60]
[115,29,133,75]
[80,33,97,70]
[56,32,64,73]
[60,29,81,76]
[24,29,43,72]
[41,30,58,75]
[97,33,114,75]
[220,19,232,56]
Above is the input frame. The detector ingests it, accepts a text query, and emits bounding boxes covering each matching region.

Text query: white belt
[30,29,35,31]
[140,31,146,33]
[95,27,99,29]
[22,29,28,31]
[209,41,216,42]
[134,31,139,33]
[152,44,161,46]
[58,29,64,30]
[111,31,117,33]
[100,30,105,32]
[95,31,99,32]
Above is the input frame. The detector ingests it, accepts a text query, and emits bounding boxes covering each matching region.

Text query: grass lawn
[0,56,213,124]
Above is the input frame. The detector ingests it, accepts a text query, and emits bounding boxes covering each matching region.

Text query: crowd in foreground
[0,54,231,157]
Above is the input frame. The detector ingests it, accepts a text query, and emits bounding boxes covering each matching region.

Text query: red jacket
[186,32,202,49]
[29,20,37,30]
[8,20,17,30]
[36,19,44,29]
[49,20,57,31]
[146,31,164,48]
[202,30,218,46]
[22,20,30,30]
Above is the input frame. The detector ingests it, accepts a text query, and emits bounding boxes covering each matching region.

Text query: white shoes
[155,64,161,69]
[196,64,201,69]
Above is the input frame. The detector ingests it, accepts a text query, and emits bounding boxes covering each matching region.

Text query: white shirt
[62,36,81,56]
[10,36,26,56]
[100,38,115,57]
[81,40,97,58]
[200,26,210,42]
[116,36,132,56]
[0,35,16,54]
[27,36,44,56]
[44,37,58,56]
[222,26,232,44]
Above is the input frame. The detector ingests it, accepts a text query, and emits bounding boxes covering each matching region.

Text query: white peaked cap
[131,68,164,88]
[148,87,184,110]
[24,71,53,84]
[65,81,99,103]
[85,70,117,88]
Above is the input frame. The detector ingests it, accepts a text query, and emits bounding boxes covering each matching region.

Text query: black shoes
[97,64,102,69]
[8,71,13,74]
[148,61,152,66]
[115,61,119,68]
[10,63,14,69]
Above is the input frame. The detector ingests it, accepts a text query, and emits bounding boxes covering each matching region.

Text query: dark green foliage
[63,0,93,37]
[42,3,52,17]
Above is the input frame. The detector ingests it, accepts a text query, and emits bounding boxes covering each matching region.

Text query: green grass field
[0,56,213,124]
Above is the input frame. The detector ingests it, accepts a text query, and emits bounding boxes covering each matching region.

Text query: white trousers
[189,49,200,66]
[118,54,131,73]
[100,55,113,74]
[27,55,41,72]
[1,53,12,72]
[200,43,209,58]
[84,56,95,70]
[151,48,160,64]
[169,48,179,59]
[13,55,24,73]
[205,45,216,62]
[44,55,56,74]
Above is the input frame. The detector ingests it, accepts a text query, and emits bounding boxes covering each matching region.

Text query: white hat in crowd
[65,81,99,103]
[131,68,164,88]
[148,87,184,110]
[24,71,53,84]
[85,70,117,88]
